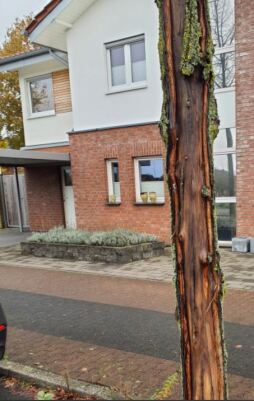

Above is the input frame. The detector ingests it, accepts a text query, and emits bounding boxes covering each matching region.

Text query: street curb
[0,360,123,400]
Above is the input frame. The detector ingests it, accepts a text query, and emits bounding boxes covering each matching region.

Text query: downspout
[14,167,23,233]
[49,49,69,67]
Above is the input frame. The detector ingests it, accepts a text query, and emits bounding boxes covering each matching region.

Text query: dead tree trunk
[156,1,227,399]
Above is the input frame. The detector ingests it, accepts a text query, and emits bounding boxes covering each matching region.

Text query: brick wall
[34,145,70,153]
[69,124,171,243]
[25,166,65,231]
[235,0,254,236]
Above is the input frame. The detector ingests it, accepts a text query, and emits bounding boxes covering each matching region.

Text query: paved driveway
[0,229,31,247]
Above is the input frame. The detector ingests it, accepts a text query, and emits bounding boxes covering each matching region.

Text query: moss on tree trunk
[156,0,228,399]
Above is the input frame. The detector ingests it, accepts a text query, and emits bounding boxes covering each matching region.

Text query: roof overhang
[0,48,68,73]
[0,149,70,167]
[26,0,97,51]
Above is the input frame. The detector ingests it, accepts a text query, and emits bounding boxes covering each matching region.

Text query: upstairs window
[27,74,55,118]
[134,158,165,204]
[106,160,121,204]
[106,36,147,92]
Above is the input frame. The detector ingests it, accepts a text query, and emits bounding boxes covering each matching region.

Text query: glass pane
[209,0,235,48]
[130,40,146,83]
[216,91,235,128]
[214,128,236,152]
[139,159,164,198]
[214,154,236,197]
[110,46,126,86]
[30,76,54,113]
[111,162,120,198]
[216,203,236,241]
[214,51,235,89]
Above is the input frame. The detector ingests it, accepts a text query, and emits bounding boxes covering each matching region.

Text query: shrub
[28,227,159,247]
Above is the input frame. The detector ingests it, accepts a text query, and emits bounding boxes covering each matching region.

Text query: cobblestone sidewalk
[0,245,253,290]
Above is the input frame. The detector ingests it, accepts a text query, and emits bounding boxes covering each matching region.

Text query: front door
[62,167,76,229]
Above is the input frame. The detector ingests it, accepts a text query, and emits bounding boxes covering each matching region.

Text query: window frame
[214,125,236,202]
[26,73,55,119]
[105,35,147,94]
[210,1,236,243]
[134,157,165,204]
[214,125,236,244]
[106,159,121,204]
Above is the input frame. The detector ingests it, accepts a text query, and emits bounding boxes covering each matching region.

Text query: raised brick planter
[21,241,165,264]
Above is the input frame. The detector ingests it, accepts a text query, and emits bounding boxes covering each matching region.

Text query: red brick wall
[235,0,254,237]
[33,145,70,153]
[25,166,65,231]
[69,124,171,243]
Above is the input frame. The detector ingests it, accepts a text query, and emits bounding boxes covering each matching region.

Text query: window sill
[107,202,121,206]
[106,83,148,95]
[134,202,165,206]
[27,110,56,120]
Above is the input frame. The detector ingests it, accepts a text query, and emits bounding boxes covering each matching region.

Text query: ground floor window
[216,202,236,242]
[214,127,236,242]
[106,160,121,203]
[134,157,165,204]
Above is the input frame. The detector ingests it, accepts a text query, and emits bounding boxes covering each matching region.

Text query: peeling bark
[156,1,228,399]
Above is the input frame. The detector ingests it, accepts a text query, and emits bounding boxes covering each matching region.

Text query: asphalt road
[0,288,253,380]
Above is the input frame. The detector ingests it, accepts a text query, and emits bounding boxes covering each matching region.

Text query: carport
[0,149,70,232]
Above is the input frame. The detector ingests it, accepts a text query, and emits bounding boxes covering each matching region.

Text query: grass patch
[28,227,159,247]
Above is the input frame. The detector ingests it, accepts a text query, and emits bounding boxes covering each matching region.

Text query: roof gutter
[0,48,50,67]
[49,49,68,67]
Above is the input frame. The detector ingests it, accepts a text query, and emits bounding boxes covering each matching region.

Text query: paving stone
[0,245,253,290]
[0,257,253,399]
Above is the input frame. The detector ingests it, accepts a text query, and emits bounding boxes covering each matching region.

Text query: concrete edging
[0,360,123,400]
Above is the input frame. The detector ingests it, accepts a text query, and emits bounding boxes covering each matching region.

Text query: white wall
[67,0,162,131]
[19,60,73,147]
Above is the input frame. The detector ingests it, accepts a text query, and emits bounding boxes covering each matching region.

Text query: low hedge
[28,227,159,248]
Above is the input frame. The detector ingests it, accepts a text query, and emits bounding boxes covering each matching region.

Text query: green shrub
[28,227,159,247]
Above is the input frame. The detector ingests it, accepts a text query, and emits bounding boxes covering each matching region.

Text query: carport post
[14,167,23,233]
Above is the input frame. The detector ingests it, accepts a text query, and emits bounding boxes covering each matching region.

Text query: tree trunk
[156,1,228,399]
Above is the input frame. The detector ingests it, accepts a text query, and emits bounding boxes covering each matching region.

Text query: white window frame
[214,126,236,245]
[134,157,165,204]
[106,159,121,203]
[27,74,55,119]
[105,35,147,94]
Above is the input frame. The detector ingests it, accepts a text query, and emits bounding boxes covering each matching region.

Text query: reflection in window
[216,203,236,241]
[209,0,235,48]
[135,158,165,203]
[214,128,236,152]
[29,75,54,114]
[107,160,121,203]
[214,154,236,197]
[214,52,235,89]
[111,162,120,199]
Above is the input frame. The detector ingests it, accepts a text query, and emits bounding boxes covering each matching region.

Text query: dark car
[0,305,7,360]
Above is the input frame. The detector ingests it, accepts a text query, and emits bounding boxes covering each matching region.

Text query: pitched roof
[25,0,62,35]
